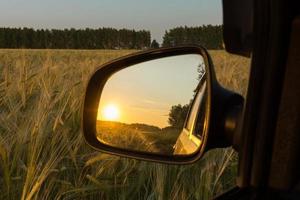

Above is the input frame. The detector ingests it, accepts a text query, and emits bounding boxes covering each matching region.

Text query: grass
[0,49,250,200]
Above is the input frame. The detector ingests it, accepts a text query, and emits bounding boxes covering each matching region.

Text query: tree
[168,104,190,128]
[150,39,159,48]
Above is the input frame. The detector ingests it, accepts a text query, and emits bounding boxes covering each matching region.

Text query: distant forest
[0,28,151,49]
[162,25,223,49]
[0,25,223,49]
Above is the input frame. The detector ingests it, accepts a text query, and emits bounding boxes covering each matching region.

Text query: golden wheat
[0,49,250,200]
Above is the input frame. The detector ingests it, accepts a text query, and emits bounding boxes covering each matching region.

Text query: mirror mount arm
[206,83,244,151]
[224,101,244,151]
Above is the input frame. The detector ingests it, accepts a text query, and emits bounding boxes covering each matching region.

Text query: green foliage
[168,104,190,128]
[150,40,160,48]
[0,28,151,49]
[163,25,223,49]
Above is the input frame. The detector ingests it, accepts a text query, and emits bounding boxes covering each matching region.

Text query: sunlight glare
[102,104,120,121]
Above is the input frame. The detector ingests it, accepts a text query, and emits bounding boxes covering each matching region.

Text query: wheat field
[0,49,250,200]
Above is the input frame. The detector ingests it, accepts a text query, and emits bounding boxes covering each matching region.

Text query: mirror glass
[96,54,208,156]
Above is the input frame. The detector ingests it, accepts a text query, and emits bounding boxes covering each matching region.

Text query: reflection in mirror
[97,54,207,156]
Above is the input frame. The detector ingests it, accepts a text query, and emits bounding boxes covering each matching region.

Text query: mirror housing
[82,46,244,164]
[223,0,253,56]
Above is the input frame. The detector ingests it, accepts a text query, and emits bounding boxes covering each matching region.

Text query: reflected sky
[98,54,205,128]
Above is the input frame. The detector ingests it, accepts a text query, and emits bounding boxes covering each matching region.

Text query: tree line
[0,25,223,49]
[162,25,223,49]
[0,27,151,49]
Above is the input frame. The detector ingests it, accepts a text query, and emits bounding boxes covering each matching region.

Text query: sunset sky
[97,54,205,128]
[0,0,222,43]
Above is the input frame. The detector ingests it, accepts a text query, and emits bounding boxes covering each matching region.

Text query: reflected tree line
[168,104,190,128]
[168,63,206,129]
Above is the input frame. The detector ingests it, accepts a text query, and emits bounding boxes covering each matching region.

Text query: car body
[173,75,206,155]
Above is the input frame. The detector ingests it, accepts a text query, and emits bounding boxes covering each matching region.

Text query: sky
[0,0,222,43]
[97,54,205,128]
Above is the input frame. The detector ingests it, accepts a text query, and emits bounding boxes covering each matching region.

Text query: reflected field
[97,120,181,154]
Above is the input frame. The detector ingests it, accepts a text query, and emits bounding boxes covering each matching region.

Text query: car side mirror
[82,46,244,164]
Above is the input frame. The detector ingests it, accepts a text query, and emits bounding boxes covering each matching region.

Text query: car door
[174,80,206,155]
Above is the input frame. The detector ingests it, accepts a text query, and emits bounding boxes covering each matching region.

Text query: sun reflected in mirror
[101,104,120,121]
